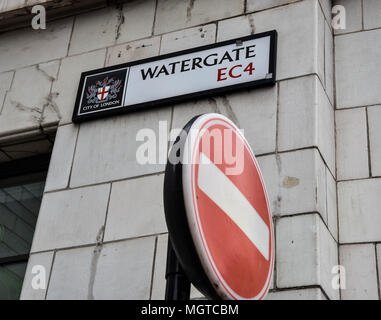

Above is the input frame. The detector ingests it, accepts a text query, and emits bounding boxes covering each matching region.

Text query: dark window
[0,155,50,300]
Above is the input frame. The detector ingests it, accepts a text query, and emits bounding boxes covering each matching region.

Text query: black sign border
[72,30,277,123]
[76,67,129,117]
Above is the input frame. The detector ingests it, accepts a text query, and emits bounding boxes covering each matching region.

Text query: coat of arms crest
[86,77,122,104]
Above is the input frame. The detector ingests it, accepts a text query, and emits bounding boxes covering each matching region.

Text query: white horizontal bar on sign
[197,153,269,261]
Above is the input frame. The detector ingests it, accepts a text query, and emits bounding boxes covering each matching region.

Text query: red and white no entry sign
[180,113,274,300]
[164,113,274,300]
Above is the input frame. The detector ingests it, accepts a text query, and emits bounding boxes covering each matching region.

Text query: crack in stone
[208,97,219,113]
[0,87,10,115]
[221,95,240,127]
[41,92,62,122]
[186,0,196,21]
[115,2,125,41]
[35,64,56,82]
[207,96,240,127]
[315,186,318,204]
[248,15,255,35]
[12,100,43,122]
[88,226,105,300]
[275,153,282,215]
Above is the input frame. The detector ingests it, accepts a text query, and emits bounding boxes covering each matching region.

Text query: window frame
[0,154,50,266]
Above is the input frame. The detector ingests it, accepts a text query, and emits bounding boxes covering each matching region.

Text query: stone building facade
[0,0,379,300]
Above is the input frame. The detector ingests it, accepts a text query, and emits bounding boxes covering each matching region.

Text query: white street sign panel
[126,35,272,105]
[73,31,277,122]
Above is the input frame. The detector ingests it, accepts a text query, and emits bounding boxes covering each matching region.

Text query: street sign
[72,31,277,123]
[164,113,274,300]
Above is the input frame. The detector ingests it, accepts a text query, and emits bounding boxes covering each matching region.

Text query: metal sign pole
[165,237,191,300]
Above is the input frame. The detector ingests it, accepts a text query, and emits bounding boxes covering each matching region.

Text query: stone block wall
[0,0,376,300]
[333,0,381,300]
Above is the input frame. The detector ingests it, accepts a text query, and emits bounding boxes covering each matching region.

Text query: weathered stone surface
[336,108,369,180]
[70,107,171,187]
[246,0,302,12]
[0,18,73,73]
[317,1,326,84]
[172,86,278,155]
[340,244,379,300]
[335,29,381,108]
[31,184,110,252]
[257,149,327,219]
[377,245,381,298]
[20,251,54,300]
[160,24,216,54]
[104,174,167,241]
[155,0,244,34]
[150,234,168,300]
[338,178,381,243]
[326,168,338,241]
[116,0,157,45]
[325,21,334,104]
[0,61,59,138]
[0,71,13,114]
[368,106,381,177]
[46,245,94,299]
[47,237,155,299]
[44,124,78,192]
[334,0,362,35]
[319,0,332,23]
[278,75,335,174]
[92,237,155,299]
[363,0,381,30]
[0,1,109,34]
[276,213,339,300]
[106,37,160,67]
[48,49,106,125]
[0,0,29,13]
[266,288,327,300]
[218,0,321,81]
[69,0,156,56]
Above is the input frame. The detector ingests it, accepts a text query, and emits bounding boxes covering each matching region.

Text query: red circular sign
[182,113,274,300]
